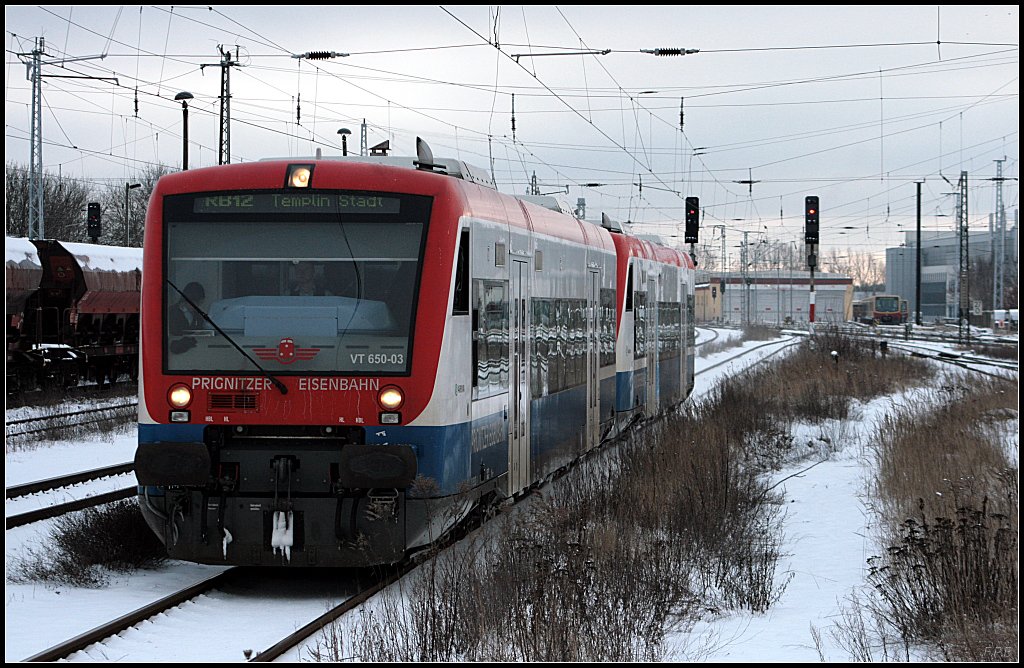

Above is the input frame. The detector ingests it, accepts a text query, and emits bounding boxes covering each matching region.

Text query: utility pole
[25,38,43,240]
[957,171,969,343]
[202,46,241,165]
[741,231,751,326]
[714,225,726,273]
[915,181,922,326]
[992,158,1008,312]
[18,37,110,239]
[361,119,368,156]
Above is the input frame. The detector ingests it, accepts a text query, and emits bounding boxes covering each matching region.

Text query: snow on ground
[4,328,1016,662]
[5,427,138,488]
[666,390,902,661]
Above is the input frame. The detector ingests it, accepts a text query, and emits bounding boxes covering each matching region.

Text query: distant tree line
[5,161,171,247]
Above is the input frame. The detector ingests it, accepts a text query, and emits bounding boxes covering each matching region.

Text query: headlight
[168,383,193,408]
[286,164,314,188]
[378,385,404,410]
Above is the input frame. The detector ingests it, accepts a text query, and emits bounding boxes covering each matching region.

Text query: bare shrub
[314,370,799,661]
[822,591,914,662]
[7,499,166,587]
[867,499,1018,661]
[749,327,936,422]
[866,373,1018,661]
[872,376,1017,522]
[698,337,740,357]
[741,323,778,341]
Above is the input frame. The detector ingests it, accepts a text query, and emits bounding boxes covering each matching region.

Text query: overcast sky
[5,5,1019,265]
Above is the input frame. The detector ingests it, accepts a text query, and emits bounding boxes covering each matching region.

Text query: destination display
[193,193,402,215]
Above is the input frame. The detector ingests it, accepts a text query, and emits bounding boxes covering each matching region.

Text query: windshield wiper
[167,279,288,395]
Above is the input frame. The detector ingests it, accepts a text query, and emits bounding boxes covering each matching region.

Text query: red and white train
[135,141,696,566]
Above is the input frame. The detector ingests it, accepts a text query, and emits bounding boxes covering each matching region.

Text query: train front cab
[136,165,456,567]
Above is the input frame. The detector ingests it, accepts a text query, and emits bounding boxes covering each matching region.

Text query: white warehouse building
[696,270,854,326]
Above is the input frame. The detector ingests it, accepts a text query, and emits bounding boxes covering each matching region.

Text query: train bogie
[135,148,695,567]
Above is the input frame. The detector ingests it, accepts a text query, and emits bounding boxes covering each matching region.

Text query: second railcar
[135,147,695,567]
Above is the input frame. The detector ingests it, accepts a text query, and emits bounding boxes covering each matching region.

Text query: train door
[586,270,600,449]
[508,260,531,493]
[646,277,658,412]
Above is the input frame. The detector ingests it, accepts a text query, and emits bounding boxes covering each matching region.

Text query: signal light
[87,202,102,238]
[804,195,819,244]
[684,196,699,244]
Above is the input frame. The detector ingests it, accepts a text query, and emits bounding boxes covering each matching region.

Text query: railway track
[888,343,1019,378]
[24,570,239,662]
[5,401,138,440]
[7,380,138,410]
[5,463,138,530]
[24,514,481,662]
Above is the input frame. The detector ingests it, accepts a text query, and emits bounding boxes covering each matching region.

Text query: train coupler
[271,455,297,512]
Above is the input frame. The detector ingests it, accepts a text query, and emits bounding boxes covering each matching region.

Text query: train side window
[600,288,616,367]
[474,279,509,397]
[453,230,469,315]
[471,306,479,389]
[634,290,646,359]
[532,298,551,398]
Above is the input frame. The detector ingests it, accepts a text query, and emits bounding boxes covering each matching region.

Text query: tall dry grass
[863,373,1018,661]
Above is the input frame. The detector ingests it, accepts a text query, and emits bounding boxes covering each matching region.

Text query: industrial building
[885,215,1018,322]
[695,270,853,326]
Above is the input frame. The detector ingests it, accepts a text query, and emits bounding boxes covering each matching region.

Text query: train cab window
[625,269,634,311]
[453,230,469,315]
[162,191,431,375]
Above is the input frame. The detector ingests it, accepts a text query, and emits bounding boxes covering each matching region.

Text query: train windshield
[163,191,431,375]
[875,296,899,312]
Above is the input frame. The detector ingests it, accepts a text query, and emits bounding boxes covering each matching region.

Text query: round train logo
[253,338,320,365]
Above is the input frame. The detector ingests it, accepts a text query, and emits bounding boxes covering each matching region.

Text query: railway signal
[87,202,102,240]
[804,195,820,331]
[684,197,699,243]
[804,195,819,244]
